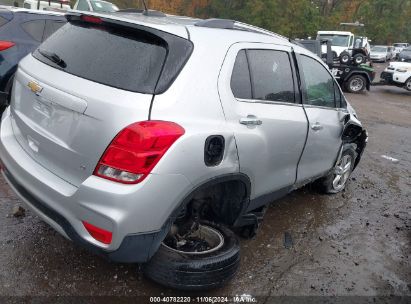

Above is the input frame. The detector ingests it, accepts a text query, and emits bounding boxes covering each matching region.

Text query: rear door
[218,43,308,204]
[10,18,189,187]
[296,53,347,182]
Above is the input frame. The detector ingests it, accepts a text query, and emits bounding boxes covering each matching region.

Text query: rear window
[0,15,10,27]
[21,20,46,42]
[33,22,168,94]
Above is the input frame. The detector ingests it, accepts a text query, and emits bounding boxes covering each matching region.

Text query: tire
[345,74,367,93]
[340,51,350,64]
[317,144,357,194]
[405,77,411,91]
[143,221,240,290]
[1,74,14,114]
[353,53,365,65]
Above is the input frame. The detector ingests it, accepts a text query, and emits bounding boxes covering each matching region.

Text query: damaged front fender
[341,113,368,171]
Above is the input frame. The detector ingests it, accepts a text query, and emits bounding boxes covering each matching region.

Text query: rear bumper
[0,109,193,263]
[2,166,170,263]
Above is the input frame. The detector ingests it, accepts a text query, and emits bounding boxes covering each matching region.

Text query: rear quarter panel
[149,28,240,187]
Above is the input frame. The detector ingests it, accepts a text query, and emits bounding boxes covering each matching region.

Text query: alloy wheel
[332,154,353,191]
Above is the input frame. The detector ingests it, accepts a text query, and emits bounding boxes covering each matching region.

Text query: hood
[388,62,411,69]
[370,51,386,56]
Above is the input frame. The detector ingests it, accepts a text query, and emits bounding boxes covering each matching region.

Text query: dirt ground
[0,62,410,301]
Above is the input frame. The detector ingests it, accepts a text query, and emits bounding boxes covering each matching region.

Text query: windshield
[90,1,119,12]
[393,43,408,48]
[318,34,350,47]
[371,46,387,52]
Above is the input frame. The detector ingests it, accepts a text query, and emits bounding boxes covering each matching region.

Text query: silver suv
[0,11,367,290]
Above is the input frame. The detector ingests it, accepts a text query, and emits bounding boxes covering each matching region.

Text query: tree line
[114,0,411,44]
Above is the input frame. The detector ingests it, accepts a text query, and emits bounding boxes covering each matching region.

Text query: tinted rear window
[33,22,167,94]
[21,20,46,42]
[231,50,252,99]
[0,15,10,27]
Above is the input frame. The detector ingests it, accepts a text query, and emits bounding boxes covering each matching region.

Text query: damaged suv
[0,11,367,290]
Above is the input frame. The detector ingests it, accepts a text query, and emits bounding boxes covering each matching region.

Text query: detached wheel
[340,51,350,64]
[353,53,365,65]
[143,221,240,290]
[317,144,357,194]
[405,77,411,91]
[345,74,366,93]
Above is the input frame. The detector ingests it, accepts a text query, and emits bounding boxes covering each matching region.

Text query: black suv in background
[0,7,66,110]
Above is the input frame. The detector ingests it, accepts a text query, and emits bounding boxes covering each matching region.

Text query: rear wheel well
[174,176,250,227]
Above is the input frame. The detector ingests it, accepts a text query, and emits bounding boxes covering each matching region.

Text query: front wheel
[405,77,411,91]
[143,221,240,290]
[345,75,367,93]
[317,144,357,194]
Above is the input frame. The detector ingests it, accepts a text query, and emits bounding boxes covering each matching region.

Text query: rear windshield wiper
[37,49,67,69]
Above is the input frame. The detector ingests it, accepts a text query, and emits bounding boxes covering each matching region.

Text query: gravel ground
[0,62,410,302]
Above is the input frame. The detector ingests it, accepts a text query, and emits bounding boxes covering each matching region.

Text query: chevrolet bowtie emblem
[28,81,43,94]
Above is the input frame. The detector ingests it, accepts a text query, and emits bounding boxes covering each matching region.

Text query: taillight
[94,121,185,184]
[83,221,112,244]
[0,41,15,51]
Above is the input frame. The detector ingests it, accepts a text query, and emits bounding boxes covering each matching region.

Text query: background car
[22,0,71,11]
[393,42,410,59]
[398,47,411,62]
[387,46,395,60]
[73,0,119,12]
[380,61,411,91]
[0,7,66,110]
[370,45,390,62]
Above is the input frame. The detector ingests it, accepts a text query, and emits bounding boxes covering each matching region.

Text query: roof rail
[195,18,235,29]
[234,22,289,41]
[115,8,166,17]
[194,18,289,42]
[142,9,166,17]
[116,8,145,13]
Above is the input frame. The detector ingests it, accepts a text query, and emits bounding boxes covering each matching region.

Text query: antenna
[141,0,148,11]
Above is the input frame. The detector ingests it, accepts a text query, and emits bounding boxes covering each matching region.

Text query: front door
[296,53,347,182]
[218,43,308,205]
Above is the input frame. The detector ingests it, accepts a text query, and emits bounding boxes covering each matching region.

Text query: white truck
[317,30,371,65]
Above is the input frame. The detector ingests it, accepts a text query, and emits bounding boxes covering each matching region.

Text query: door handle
[240,115,262,126]
[311,122,323,131]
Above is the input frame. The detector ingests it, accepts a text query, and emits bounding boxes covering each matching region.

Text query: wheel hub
[332,154,352,191]
[350,78,364,92]
[164,224,224,255]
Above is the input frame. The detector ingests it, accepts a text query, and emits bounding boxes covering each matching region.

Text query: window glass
[21,20,45,42]
[23,3,31,9]
[33,22,167,94]
[43,20,65,41]
[76,0,90,11]
[299,55,336,108]
[230,50,252,99]
[247,50,295,103]
[90,1,119,12]
[0,16,9,27]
